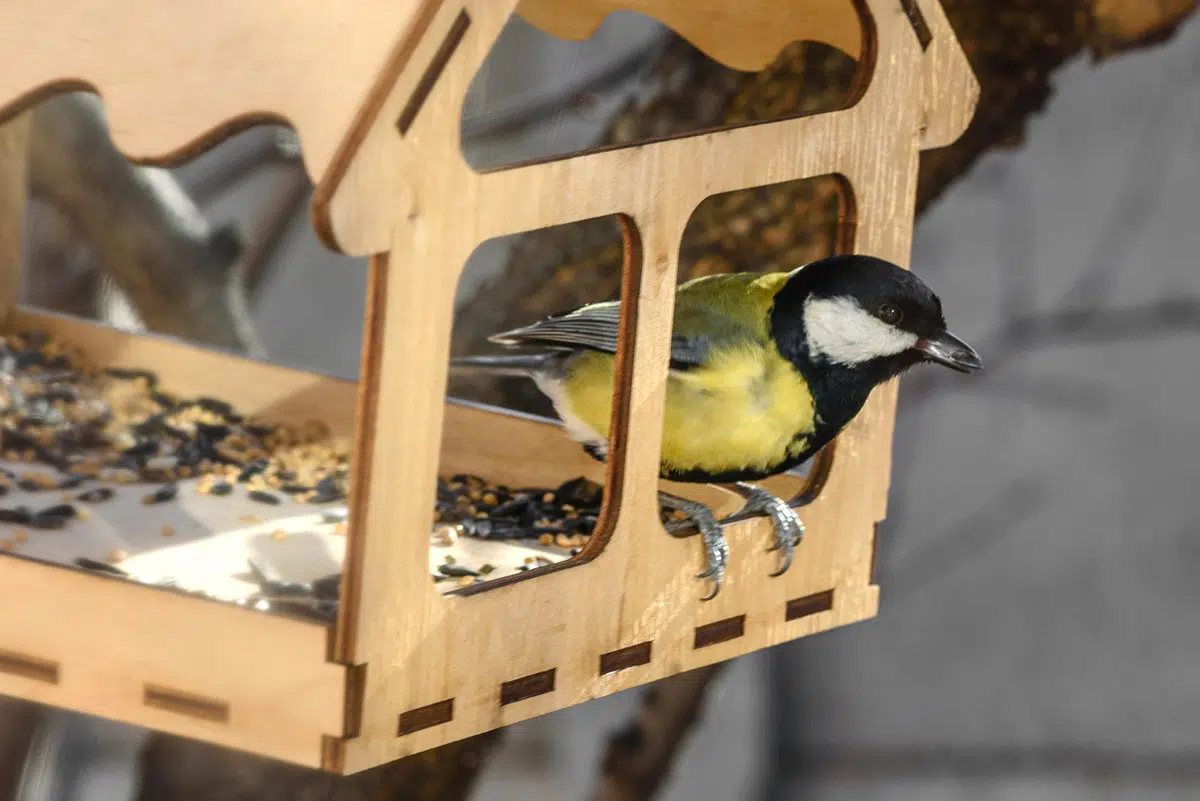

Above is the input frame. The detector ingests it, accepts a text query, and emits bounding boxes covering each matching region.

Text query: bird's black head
[770,254,982,384]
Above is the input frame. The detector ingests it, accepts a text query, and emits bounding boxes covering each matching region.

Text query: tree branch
[589,664,728,801]
[27,92,265,356]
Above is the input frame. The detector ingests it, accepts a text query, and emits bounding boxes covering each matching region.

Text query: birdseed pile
[0,329,679,622]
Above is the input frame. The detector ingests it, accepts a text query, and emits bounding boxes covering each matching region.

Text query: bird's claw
[726,484,805,579]
[661,494,728,601]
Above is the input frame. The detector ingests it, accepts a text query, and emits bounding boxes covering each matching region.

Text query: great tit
[450,254,981,599]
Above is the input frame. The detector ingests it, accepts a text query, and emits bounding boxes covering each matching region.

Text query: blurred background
[4,1,1200,799]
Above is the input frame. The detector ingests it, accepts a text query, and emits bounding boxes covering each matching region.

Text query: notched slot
[899,0,933,51]
[397,698,454,736]
[693,615,746,649]
[143,684,230,724]
[500,668,556,706]
[0,648,59,684]
[785,589,835,621]
[397,9,471,136]
[599,641,652,675]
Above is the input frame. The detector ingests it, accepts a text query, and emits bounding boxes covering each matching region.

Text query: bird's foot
[661,492,728,601]
[725,483,805,578]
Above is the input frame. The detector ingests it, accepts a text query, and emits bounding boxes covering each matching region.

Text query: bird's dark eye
[877,302,903,325]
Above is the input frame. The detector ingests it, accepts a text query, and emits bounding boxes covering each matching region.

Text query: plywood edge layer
[0,553,346,767]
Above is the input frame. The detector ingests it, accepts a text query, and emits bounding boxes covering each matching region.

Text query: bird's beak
[914,330,982,374]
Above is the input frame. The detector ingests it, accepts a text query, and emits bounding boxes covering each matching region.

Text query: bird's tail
[448,353,552,379]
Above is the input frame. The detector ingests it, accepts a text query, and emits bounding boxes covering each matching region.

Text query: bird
[449,253,982,600]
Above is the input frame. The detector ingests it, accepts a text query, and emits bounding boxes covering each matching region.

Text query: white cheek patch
[803,296,919,366]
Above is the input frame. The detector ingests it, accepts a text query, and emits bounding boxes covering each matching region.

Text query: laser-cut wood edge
[0,648,59,685]
[515,0,866,68]
[499,668,557,705]
[143,684,231,724]
[0,0,446,191]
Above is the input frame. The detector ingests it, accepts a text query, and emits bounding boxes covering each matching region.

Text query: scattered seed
[161,524,175,537]
[143,483,178,504]
[209,482,233,496]
[271,529,287,541]
[438,563,479,578]
[248,490,280,506]
[106,548,127,564]
[14,530,27,543]
[0,507,33,524]
[77,487,114,503]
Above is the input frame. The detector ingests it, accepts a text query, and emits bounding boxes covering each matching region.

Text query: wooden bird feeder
[0,0,977,774]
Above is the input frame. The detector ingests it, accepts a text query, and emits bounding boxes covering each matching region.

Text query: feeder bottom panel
[0,312,627,619]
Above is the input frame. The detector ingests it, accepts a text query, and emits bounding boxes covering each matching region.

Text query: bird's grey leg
[659,491,728,601]
[721,483,805,578]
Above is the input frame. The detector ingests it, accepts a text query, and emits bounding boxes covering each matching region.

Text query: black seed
[75,557,129,577]
[194,396,234,417]
[463,518,529,539]
[314,477,345,500]
[437,563,480,578]
[17,479,45,492]
[280,483,312,494]
[209,482,233,496]
[123,440,158,458]
[30,514,67,530]
[144,483,178,504]
[58,474,86,490]
[103,367,158,386]
[248,490,280,505]
[37,503,77,520]
[237,459,268,482]
[308,492,343,505]
[77,487,114,503]
[311,574,341,600]
[491,495,531,518]
[0,506,32,524]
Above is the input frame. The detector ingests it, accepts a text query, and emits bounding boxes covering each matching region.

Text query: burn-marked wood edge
[499,668,556,706]
[693,615,745,649]
[0,81,295,170]
[310,0,447,252]
[0,647,59,684]
[397,698,455,736]
[143,683,231,724]
[599,641,653,675]
[784,588,835,621]
[396,10,471,136]
[452,214,642,597]
[899,0,933,51]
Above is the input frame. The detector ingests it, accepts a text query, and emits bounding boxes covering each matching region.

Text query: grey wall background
[16,9,1200,800]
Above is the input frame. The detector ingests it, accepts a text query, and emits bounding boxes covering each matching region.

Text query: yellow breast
[560,345,816,477]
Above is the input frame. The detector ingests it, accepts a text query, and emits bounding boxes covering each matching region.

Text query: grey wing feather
[490,300,712,368]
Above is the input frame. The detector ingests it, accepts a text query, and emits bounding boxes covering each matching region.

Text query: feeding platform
[0,0,977,774]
